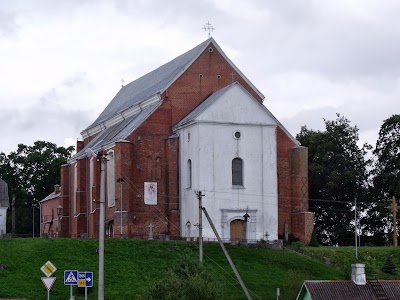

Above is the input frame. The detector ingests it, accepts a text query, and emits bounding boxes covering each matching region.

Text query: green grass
[0,239,397,299]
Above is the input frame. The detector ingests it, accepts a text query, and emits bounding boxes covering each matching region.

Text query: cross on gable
[202,21,215,38]
[121,79,125,87]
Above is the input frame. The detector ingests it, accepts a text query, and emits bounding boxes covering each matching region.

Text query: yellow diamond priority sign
[41,261,57,277]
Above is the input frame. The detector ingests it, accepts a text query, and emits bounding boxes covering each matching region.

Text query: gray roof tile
[86,38,212,130]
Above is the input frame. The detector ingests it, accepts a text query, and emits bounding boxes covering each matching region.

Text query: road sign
[41,277,56,291]
[64,270,78,285]
[41,261,57,277]
[78,272,94,288]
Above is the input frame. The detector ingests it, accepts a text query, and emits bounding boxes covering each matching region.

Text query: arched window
[107,151,115,207]
[73,163,77,214]
[187,159,192,189]
[232,158,243,186]
[156,156,162,179]
[147,156,152,179]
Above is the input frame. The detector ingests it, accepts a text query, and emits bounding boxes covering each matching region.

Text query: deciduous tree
[297,114,371,246]
[0,141,74,235]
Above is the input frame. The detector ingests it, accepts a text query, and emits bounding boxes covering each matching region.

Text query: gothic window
[232,157,243,186]
[147,156,152,179]
[107,151,115,207]
[156,156,162,179]
[73,163,77,214]
[187,159,192,189]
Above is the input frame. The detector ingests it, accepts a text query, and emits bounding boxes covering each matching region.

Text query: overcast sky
[1,0,399,155]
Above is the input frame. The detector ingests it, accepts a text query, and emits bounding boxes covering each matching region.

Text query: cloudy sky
[1,0,399,155]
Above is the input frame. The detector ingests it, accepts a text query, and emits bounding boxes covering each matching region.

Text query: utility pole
[202,207,252,300]
[12,195,15,236]
[355,197,358,259]
[195,190,205,264]
[387,196,399,247]
[98,152,107,300]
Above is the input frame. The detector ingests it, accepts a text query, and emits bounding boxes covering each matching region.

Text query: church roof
[72,101,161,160]
[82,38,264,136]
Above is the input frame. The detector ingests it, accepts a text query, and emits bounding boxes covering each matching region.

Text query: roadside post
[40,261,57,300]
[64,270,78,300]
[78,271,94,300]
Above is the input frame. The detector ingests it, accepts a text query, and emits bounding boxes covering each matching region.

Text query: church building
[40,38,313,244]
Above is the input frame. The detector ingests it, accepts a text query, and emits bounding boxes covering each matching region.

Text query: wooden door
[230,219,244,242]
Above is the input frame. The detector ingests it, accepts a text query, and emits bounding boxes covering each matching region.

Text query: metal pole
[355,197,358,260]
[98,152,106,300]
[32,205,35,238]
[393,196,398,247]
[117,177,125,237]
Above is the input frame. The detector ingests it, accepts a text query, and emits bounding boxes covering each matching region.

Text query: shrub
[382,254,397,275]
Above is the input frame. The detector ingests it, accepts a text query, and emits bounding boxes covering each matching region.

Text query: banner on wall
[144,182,157,205]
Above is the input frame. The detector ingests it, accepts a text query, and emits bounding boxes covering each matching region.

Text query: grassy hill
[0,238,399,299]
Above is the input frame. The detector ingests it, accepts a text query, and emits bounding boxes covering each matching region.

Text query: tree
[296,114,371,246]
[0,141,74,235]
[382,254,397,275]
[366,115,400,243]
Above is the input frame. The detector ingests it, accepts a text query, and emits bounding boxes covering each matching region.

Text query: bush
[382,254,397,275]
[309,229,320,247]
[140,251,224,300]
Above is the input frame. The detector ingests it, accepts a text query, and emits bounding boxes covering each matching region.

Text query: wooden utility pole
[202,207,252,300]
[387,196,399,247]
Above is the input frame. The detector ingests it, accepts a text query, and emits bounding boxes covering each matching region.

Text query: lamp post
[117,177,125,237]
[57,205,63,238]
[98,152,107,300]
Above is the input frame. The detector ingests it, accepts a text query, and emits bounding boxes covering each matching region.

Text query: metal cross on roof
[202,21,215,37]
[121,79,125,88]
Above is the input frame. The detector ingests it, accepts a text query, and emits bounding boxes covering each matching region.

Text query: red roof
[301,280,400,300]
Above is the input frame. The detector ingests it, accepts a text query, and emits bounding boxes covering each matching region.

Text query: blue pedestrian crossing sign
[64,270,78,285]
[78,271,93,288]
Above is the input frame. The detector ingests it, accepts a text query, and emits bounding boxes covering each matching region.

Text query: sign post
[78,271,94,300]
[40,261,57,300]
[64,270,78,300]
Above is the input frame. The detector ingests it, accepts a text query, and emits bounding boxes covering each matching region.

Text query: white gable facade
[175,83,279,242]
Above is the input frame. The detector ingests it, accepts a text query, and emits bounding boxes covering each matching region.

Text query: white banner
[144,182,157,205]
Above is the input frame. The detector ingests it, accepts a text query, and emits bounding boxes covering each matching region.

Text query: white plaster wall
[178,83,279,242]
[0,207,7,234]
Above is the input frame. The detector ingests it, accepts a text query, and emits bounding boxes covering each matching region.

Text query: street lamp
[117,177,125,237]
[57,205,63,238]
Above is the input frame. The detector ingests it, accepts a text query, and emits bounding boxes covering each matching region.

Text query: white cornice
[81,94,161,139]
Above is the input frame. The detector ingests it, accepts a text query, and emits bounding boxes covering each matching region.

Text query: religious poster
[144,182,157,205]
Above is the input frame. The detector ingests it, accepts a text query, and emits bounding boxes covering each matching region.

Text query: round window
[234,131,241,139]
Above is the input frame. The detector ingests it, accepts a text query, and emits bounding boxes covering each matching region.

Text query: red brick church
[40,38,313,244]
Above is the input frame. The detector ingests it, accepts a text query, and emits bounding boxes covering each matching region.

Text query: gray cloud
[0,11,18,37]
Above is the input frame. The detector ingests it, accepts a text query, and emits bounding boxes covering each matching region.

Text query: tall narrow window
[74,163,77,214]
[147,156,152,179]
[107,151,115,207]
[232,158,243,186]
[156,156,162,179]
[187,159,192,189]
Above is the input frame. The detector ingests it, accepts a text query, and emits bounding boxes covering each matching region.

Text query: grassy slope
[1,239,397,300]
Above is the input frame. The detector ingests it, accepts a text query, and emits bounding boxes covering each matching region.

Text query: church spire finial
[202,21,215,38]
[121,79,125,88]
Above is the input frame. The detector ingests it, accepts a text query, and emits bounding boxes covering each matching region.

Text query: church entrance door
[230,219,244,242]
